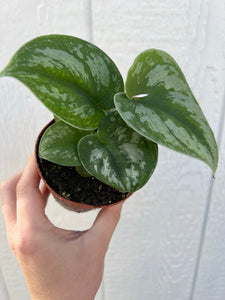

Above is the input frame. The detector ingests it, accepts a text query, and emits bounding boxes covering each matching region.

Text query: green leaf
[54,115,61,122]
[39,121,93,166]
[78,111,158,193]
[75,165,92,177]
[114,49,218,174]
[0,34,124,130]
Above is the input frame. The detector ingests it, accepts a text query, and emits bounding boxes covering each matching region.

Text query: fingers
[16,153,49,226]
[0,170,23,226]
[40,183,50,207]
[90,202,123,254]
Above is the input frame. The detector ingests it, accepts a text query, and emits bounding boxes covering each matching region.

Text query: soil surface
[38,158,130,207]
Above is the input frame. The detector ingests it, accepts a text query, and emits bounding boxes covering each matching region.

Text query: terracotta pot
[35,120,131,212]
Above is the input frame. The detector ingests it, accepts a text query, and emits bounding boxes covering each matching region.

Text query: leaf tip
[0,69,5,78]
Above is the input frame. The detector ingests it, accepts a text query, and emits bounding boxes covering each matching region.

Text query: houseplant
[0,34,218,212]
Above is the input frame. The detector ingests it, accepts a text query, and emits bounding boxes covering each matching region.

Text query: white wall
[0,1,225,299]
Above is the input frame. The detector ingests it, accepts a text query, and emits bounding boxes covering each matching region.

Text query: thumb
[90,202,123,253]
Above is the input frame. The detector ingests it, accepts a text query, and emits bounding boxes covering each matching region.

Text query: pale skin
[0,154,123,300]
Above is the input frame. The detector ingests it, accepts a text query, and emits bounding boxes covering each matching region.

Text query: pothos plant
[0,35,218,205]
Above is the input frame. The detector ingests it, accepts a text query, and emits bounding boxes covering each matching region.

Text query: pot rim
[35,119,132,211]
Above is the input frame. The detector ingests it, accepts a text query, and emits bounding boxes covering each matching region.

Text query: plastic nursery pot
[35,120,132,212]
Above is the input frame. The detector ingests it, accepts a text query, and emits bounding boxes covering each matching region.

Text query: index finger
[88,202,123,255]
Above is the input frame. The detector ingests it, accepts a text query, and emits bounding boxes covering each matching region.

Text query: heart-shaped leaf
[78,111,158,193]
[114,49,218,174]
[75,165,91,177]
[39,121,93,166]
[54,115,61,122]
[0,35,124,130]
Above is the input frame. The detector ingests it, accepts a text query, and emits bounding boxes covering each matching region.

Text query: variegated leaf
[39,121,93,166]
[78,111,158,193]
[0,35,124,130]
[75,165,91,177]
[114,49,218,174]
[54,115,61,122]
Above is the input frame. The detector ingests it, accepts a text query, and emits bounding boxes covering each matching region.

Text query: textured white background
[0,1,225,299]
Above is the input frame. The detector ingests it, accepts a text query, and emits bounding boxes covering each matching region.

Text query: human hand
[0,154,123,300]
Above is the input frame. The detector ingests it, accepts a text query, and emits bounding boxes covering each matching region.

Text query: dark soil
[38,157,130,207]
